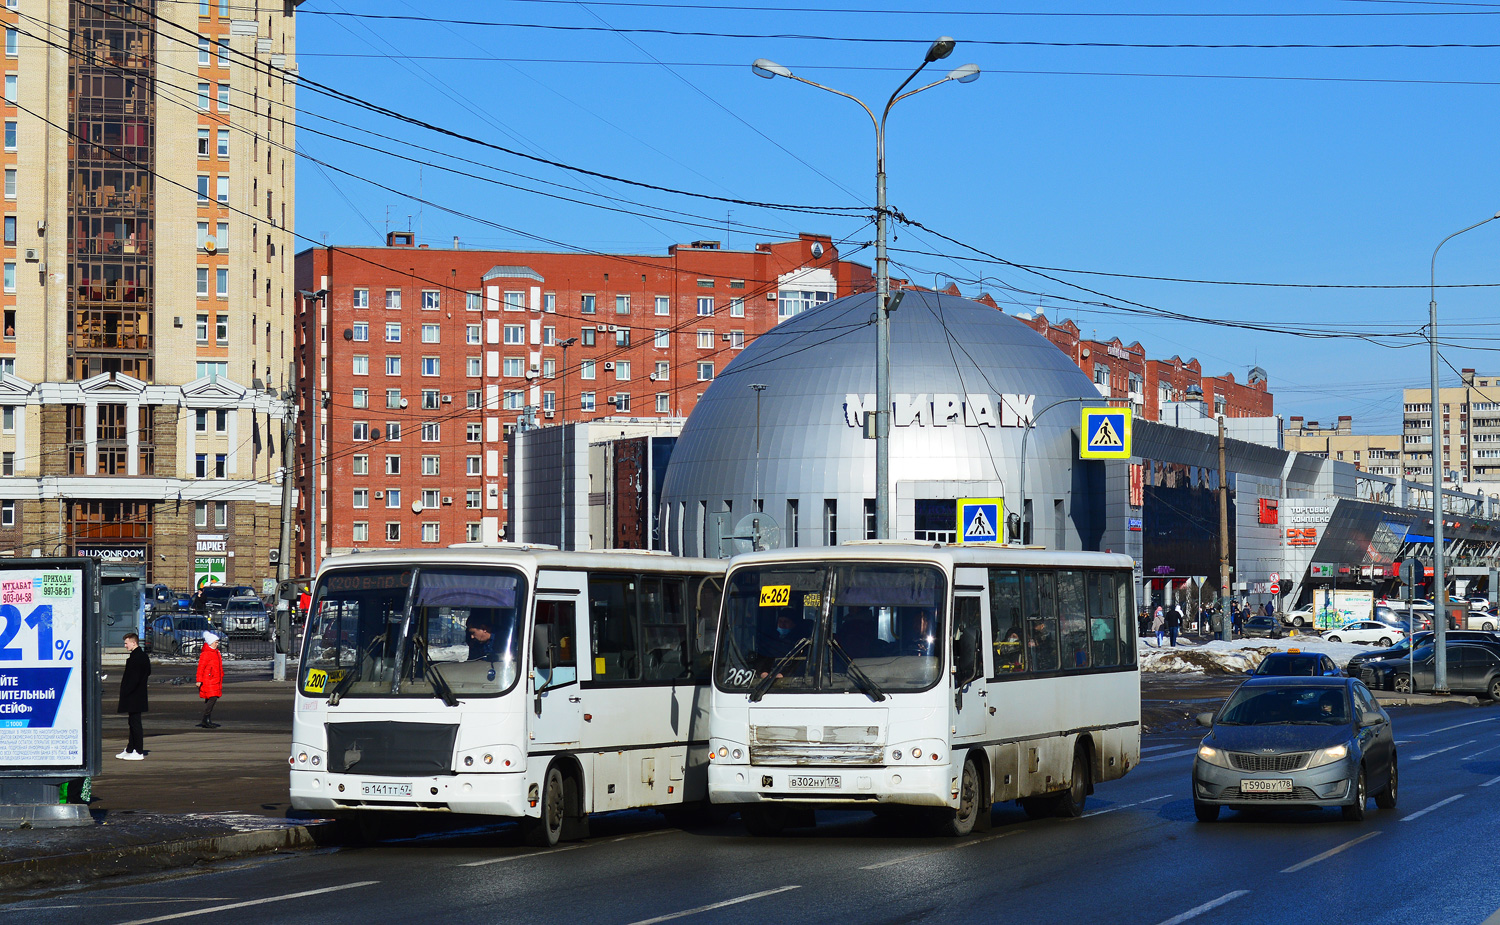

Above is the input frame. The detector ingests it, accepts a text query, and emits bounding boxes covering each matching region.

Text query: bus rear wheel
[523,765,570,847]
[935,756,981,837]
[740,804,788,837]
[1053,747,1091,818]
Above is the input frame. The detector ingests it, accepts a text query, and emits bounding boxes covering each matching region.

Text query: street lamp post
[556,336,577,550]
[753,42,979,539]
[1428,210,1500,693]
[1016,396,1105,545]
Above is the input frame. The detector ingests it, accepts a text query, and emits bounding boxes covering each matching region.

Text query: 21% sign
[0,578,73,661]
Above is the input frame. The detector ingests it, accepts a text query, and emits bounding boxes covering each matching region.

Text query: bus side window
[1088,572,1118,668]
[534,599,578,686]
[1058,570,1089,670]
[691,575,723,682]
[953,596,983,686]
[988,568,1025,674]
[1115,570,1136,666]
[589,572,641,682]
[1024,571,1060,673]
[640,578,691,682]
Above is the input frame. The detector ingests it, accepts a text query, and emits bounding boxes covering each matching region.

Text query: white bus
[289,546,725,846]
[708,543,1140,836]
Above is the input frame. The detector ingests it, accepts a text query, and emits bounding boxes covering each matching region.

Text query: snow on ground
[1137,634,1374,675]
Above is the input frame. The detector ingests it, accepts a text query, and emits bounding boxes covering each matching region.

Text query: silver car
[222,595,270,638]
[1191,676,1397,822]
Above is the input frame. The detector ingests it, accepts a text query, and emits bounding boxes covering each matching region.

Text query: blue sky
[292,1,1500,434]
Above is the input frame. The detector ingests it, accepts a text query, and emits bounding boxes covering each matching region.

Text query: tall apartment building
[0,1,296,598]
[1013,313,1273,420]
[1284,416,1404,477]
[1402,368,1500,485]
[293,233,870,573]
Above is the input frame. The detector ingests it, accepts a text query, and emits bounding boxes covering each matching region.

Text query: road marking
[1425,716,1500,736]
[1481,775,1500,788]
[460,844,588,867]
[114,881,377,925]
[1153,890,1251,925]
[1412,740,1476,762]
[1279,831,1382,873]
[626,886,801,925]
[1141,743,1188,753]
[1401,794,1466,822]
[858,831,1015,870]
[613,829,673,842]
[1464,744,1500,760]
[1143,748,1199,763]
[1085,794,1171,817]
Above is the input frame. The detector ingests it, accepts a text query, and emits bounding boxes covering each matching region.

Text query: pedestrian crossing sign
[957,498,1003,545]
[1080,407,1132,460]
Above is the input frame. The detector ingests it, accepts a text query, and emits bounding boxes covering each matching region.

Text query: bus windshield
[299,566,528,699]
[716,563,947,696]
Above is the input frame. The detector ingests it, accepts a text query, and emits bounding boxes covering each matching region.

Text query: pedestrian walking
[196,631,224,728]
[116,631,149,759]
[1167,605,1182,647]
[1231,604,1242,637]
[1152,605,1165,647]
[1264,599,1275,619]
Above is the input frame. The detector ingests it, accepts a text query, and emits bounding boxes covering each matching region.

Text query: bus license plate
[361,782,412,797]
[1241,779,1292,793]
[788,775,840,790]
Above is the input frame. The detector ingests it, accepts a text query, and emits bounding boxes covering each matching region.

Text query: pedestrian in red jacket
[196,631,224,729]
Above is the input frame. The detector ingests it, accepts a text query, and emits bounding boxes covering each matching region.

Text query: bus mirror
[533,625,554,670]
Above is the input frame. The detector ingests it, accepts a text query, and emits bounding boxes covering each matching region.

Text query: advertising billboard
[0,566,88,769]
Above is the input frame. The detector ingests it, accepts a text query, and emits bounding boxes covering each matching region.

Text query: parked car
[222,595,270,638]
[1467,610,1499,632]
[1357,642,1500,698]
[1192,676,1396,822]
[1282,607,1317,628]
[1344,630,1500,677]
[190,584,258,620]
[144,614,217,658]
[1243,614,1283,639]
[1324,620,1403,647]
[1251,651,1341,677]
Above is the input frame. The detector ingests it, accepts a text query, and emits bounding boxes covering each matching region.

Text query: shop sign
[74,545,146,562]
[842,392,1037,428]
[1129,463,1144,507]
[194,557,226,590]
[1286,527,1319,547]
[195,538,227,553]
[1258,498,1279,525]
[1127,517,1142,532]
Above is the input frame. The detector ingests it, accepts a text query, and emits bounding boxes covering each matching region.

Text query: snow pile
[1137,635,1374,675]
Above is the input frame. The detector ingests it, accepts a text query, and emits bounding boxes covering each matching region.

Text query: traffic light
[1399,559,1422,600]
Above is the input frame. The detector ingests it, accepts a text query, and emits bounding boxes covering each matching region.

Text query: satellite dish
[411,500,422,513]
[729,513,781,555]
[202,237,217,254]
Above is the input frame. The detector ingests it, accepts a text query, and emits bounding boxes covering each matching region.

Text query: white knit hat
[203,630,220,644]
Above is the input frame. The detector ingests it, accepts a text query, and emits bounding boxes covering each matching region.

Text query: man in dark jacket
[1167,606,1183,647]
[117,631,150,759]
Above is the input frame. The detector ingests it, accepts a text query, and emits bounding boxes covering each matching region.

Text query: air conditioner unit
[374,491,384,499]
[441,394,453,403]
[721,333,732,342]
[606,396,618,404]
[603,362,615,370]
[529,364,540,373]
[544,410,555,419]
[608,325,618,332]
[23,248,38,262]
[442,496,454,505]
[595,324,607,331]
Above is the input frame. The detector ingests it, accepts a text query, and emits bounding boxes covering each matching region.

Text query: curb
[0,821,337,895]
[1374,693,1482,707]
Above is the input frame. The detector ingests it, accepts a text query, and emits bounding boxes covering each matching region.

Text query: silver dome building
[659,290,1107,556]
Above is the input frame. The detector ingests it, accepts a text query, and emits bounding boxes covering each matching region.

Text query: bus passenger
[467,616,498,681]
[996,627,1025,672]
[1029,618,1058,671]
[905,610,938,657]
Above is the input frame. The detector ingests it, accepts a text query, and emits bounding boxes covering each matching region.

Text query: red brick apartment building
[1014,314,1272,421]
[293,232,870,572]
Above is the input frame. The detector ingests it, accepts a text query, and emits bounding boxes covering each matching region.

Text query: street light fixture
[752,39,980,539]
[1427,209,1500,692]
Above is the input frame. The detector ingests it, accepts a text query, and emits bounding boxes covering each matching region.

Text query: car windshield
[174,616,210,633]
[226,600,263,612]
[1219,686,1351,725]
[1254,655,1323,676]
[299,566,528,699]
[715,562,947,695]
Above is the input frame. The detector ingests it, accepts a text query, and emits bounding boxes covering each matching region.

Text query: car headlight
[1197,744,1234,769]
[1307,743,1351,769]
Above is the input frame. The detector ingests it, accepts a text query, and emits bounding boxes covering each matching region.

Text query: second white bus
[707,543,1140,836]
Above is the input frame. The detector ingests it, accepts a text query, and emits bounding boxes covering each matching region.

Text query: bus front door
[951,593,987,742]
[531,584,584,750]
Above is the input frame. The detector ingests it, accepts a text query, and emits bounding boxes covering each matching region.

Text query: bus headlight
[891,749,902,761]
[911,747,923,759]
[731,749,742,760]
[718,746,728,758]
[464,756,474,767]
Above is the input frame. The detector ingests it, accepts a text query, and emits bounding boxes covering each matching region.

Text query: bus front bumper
[709,762,954,809]
[290,768,530,816]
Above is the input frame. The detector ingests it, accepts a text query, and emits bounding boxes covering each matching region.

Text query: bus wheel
[1054,748,1090,818]
[523,765,569,847]
[740,804,788,837]
[938,756,981,837]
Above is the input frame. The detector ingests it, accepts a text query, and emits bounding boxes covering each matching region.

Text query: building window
[387,523,401,542]
[581,329,596,347]
[215,175,228,204]
[654,360,669,380]
[422,357,440,376]
[543,391,555,412]
[654,329,669,349]
[730,330,745,349]
[352,355,369,376]
[697,362,714,381]
[385,288,401,310]
[543,358,556,377]
[466,490,481,509]
[504,324,523,345]
[730,298,745,317]
[386,422,401,441]
[580,392,596,413]
[696,330,713,349]
[352,454,368,475]
[615,361,631,381]
[422,389,440,409]
[466,291,481,312]
[467,423,481,442]
[580,360,596,380]
[466,324,480,345]
[352,489,368,509]
[467,357,481,377]
[194,409,208,433]
[656,393,669,414]
[197,81,210,109]
[197,128,210,158]
[215,267,228,297]
[352,522,368,543]
[352,420,370,441]
[2,262,13,293]
[195,314,209,343]
[1,452,11,476]
[421,323,440,343]
[196,361,227,380]
[422,422,440,442]
[386,356,401,376]
[197,175,210,203]
[195,454,207,478]
[466,390,481,408]
[615,329,631,347]
[612,393,631,412]
[422,523,440,543]
[466,523,482,542]
[2,407,13,434]
[386,489,401,509]
[4,169,14,199]
[422,290,440,311]
[214,454,226,478]
[697,297,714,316]
[217,129,229,158]
[504,390,523,410]
[353,288,369,309]
[352,322,368,341]
[779,289,831,320]
[2,120,12,152]
[655,295,670,316]
[503,357,524,377]
[616,294,630,315]
[544,293,556,313]
[385,322,401,342]
[503,291,524,311]
[385,454,401,475]
[467,456,481,476]
[581,294,596,314]
[386,388,402,409]
[216,82,229,111]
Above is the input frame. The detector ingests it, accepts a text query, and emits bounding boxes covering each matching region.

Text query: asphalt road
[7,702,1499,925]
